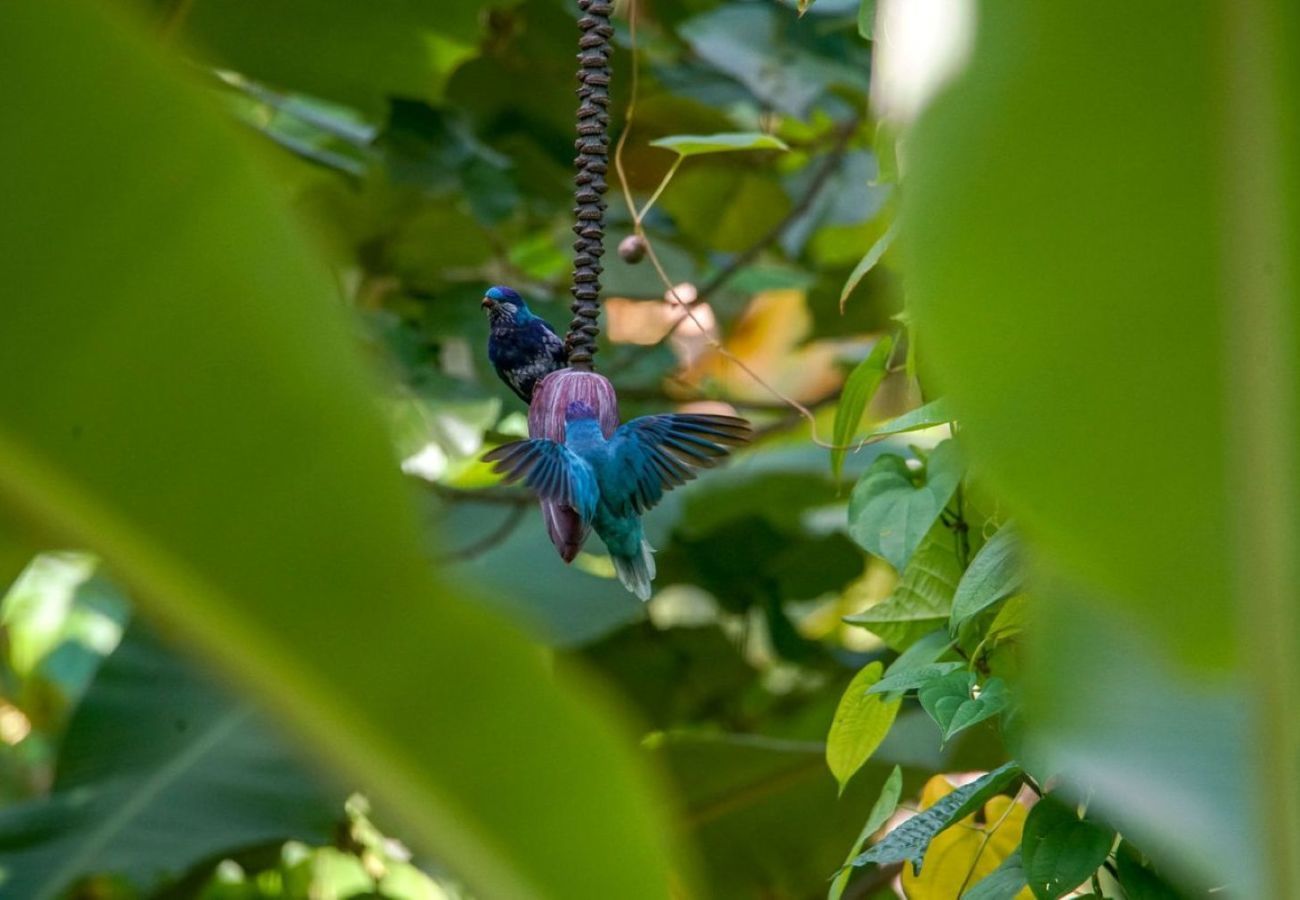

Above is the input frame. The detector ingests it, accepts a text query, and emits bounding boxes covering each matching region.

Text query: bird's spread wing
[483,439,597,522]
[608,414,753,515]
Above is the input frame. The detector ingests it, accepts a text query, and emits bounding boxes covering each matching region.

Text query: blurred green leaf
[831,336,895,480]
[962,850,1028,900]
[0,625,338,899]
[839,220,896,311]
[1020,794,1116,899]
[827,765,902,900]
[1114,840,1189,900]
[1024,590,1250,894]
[949,526,1023,631]
[850,762,1021,873]
[826,662,901,793]
[0,4,679,898]
[857,0,877,40]
[848,441,963,571]
[661,166,792,252]
[679,4,871,118]
[166,0,497,115]
[845,530,962,651]
[651,132,790,156]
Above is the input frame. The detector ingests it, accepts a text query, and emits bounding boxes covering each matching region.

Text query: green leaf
[1114,840,1187,900]
[831,336,895,480]
[826,662,902,793]
[167,0,489,115]
[972,594,1031,662]
[827,766,903,900]
[962,849,1028,900]
[0,624,337,898]
[918,672,1010,740]
[845,530,962,650]
[850,762,1022,873]
[848,440,964,571]
[949,526,1024,631]
[840,219,897,311]
[883,627,953,673]
[860,398,954,439]
[0,4,677,899]
[1021,795,1116,899]
[867,662,963,697]
[858,0,878,40]
[650,132,790,156]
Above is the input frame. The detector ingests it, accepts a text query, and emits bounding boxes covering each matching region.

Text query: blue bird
[484,400,752,599]
[481,285,568,403]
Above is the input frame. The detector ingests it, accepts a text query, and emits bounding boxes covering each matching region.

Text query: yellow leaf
[901,776,1032,900]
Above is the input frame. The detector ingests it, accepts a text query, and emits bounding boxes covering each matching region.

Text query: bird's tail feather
[612,538,656,602]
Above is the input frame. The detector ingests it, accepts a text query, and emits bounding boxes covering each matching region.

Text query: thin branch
[422,480,533,506]
[439,504,528,562]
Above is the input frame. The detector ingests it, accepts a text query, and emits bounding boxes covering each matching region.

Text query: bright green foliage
[825,662,901,793]
[848,441,964,571]
[831,335,895,479]
[862,399,953,439]
[1019,795,1115,899]
[650,133,791,156]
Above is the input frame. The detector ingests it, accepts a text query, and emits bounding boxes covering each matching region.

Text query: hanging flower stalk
[529,0,620,561]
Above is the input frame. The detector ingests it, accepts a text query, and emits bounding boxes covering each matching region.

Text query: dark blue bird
[481,285,568,403]
[485,401,752,599]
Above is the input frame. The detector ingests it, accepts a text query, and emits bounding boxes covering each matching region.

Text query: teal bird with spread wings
[484,400,752,599]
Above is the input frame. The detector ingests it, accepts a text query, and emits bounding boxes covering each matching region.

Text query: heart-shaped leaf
[848,441,963,572]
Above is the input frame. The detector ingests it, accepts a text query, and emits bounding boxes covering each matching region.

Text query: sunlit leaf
[831,336,895,480]
[650,132,790,156]
[826,662,901,793]
[840,219,897,311]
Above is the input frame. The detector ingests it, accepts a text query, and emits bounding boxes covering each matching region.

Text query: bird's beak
[481,296,495,310]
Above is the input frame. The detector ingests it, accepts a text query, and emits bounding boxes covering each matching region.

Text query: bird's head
[481,285,530,324]
[565,400,599,421]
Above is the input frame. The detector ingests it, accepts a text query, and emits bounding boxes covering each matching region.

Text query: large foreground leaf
[0,3,678,898]
[903,0,1299,892]
[0,625,337,898]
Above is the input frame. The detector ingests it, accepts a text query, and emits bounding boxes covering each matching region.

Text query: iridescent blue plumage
[481,286,567,403]
[485,401,753,599]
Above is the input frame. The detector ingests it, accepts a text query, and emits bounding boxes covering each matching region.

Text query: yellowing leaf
[826,661,901,793]
[901,776,1031,900]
